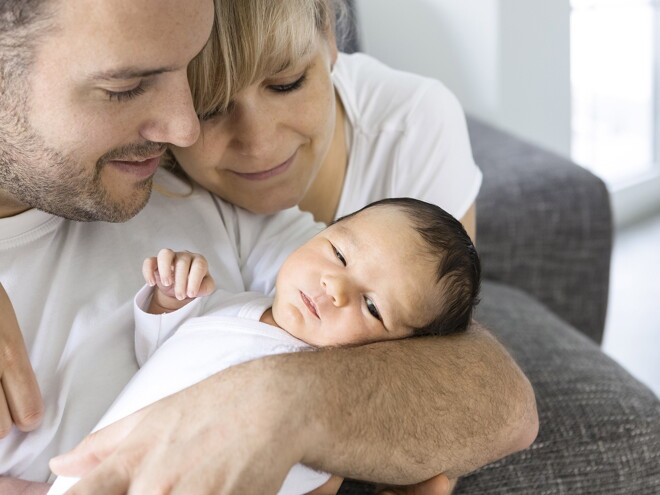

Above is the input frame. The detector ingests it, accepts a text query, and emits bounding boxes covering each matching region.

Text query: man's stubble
[0,80,154,222]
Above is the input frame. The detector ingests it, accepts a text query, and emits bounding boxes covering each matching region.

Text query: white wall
[355,0,572,158]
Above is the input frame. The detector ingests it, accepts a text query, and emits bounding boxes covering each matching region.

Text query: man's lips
[300,291,320,319]
[107,154,163,179]
[231,153,296,181]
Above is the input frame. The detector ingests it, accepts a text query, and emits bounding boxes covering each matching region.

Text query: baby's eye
[365,297,382,321]
[333,245,346,266]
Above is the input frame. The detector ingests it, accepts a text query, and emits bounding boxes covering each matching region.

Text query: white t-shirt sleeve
[393,82,482,220]
[133,285,217,366]
[133,286,270,366]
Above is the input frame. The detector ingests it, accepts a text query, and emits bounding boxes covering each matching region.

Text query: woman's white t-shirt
[333,52,482,220]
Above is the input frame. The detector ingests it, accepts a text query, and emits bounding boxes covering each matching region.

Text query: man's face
[0,0,214,221]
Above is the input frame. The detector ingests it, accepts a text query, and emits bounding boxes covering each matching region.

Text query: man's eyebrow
[88,66,176,81]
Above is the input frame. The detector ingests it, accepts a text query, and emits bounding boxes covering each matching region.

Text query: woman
[170,0,480,236]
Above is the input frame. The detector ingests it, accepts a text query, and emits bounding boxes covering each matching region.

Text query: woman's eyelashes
[269,74,306,93]
[105,83,146,102]
[198,74,305,120]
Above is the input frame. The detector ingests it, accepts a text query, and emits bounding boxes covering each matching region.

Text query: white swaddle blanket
[48,314,329,495]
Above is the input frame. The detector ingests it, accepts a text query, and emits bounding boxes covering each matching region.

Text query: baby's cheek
[273,302,303,334]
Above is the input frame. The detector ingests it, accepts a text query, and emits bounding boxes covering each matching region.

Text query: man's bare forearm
[256,320,538,483]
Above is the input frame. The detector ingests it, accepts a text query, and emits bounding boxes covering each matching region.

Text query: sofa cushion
[338,281,660,494]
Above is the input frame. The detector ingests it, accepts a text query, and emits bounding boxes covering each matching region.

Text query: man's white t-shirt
[0,170,322,482]
[333,52,482,220]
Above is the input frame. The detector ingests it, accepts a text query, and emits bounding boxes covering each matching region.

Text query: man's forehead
[54,0,212,51]
[42,0,213,77]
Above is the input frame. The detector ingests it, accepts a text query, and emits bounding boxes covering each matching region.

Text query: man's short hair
[1,0,53,88]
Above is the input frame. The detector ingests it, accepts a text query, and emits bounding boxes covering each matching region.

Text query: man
[0,1,538,494]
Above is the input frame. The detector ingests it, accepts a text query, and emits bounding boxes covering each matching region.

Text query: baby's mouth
[300,291,320,319]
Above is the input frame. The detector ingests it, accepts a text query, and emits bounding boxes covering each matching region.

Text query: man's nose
[139,72,200,148]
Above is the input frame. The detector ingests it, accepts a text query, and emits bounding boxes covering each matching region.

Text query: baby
[48,197,480,495]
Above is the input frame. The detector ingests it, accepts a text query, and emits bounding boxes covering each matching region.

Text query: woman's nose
[321,274,350,307]
[227,103,277,158]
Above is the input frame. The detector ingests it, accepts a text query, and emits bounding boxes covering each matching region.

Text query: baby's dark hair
[335,197,481,337]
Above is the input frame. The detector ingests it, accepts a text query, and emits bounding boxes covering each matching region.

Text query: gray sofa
[337,5,660,494]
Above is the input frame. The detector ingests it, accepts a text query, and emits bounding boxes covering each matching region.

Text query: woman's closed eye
[198,101,233,122]
[269,74,306,93]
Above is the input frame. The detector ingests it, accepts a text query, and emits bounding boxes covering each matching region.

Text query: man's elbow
[509,375,539,454]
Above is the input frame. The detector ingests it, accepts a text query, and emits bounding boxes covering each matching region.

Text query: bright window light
[570,0,657,186]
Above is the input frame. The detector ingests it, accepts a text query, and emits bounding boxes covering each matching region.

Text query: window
[571,0,658,187]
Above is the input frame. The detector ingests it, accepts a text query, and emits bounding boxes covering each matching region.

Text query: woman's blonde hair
[161,0,347,177]
[189,0,347,119]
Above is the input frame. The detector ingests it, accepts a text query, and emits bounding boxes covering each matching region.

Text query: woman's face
[171,35,338,214]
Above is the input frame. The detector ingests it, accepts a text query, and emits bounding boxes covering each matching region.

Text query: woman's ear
[325,27,339,66]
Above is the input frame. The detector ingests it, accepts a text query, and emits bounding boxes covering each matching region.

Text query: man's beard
[0,87,159,222]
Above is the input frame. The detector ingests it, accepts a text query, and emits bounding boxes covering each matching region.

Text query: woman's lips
[231,153,296,181]
[300,291,320,319]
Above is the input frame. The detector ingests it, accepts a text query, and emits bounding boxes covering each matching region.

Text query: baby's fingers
[197,274,216,298]
[175,254,208,299]
[186,255,214,298]
[156,249,177,287]
[142,257,158,287]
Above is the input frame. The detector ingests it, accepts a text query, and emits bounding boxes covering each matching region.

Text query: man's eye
[333,245,346,266]
[105,84,146,102]
[365,297,382,321]
[269,74,306,93]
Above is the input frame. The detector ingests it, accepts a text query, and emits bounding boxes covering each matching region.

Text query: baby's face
[272,206,440,347]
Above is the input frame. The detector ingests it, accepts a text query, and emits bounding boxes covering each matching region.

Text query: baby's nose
[321,274,350,307]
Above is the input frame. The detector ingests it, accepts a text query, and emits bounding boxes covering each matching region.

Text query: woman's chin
[237,196,301,215]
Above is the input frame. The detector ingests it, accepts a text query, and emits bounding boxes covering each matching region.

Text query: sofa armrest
[468,117,612,343]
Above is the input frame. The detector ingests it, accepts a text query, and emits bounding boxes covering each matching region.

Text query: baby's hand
[142,249,215,314]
